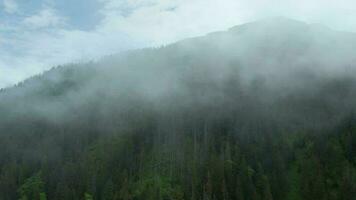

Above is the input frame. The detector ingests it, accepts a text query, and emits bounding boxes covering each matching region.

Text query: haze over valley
[0,1,356,199]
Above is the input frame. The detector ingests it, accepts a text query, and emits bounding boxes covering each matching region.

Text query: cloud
[0,29,138,88]
[3,0,18,14]
[2,0,356,88]
[0,3,140,88]
[97,0,356,46]
[98,0,251,45]
[22,8,66,29]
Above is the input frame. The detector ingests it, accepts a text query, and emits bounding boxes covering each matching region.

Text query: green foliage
[1,116,355,200]
[287,164,301,200]
[1,26,356,199]
[18,172,45,200]
[132,175,183,200]
[39,193,47,200]
[84,193,94,200]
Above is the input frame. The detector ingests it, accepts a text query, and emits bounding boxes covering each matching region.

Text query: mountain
[0,18,356,199]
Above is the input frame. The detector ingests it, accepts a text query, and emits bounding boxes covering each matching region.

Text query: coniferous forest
[0,18,356,199]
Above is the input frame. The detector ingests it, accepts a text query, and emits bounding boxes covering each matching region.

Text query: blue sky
[1,0,356,88]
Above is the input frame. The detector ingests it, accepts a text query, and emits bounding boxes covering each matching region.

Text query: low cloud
[1,0,356,88]
[22,8,66,29]
[3,0,18,14]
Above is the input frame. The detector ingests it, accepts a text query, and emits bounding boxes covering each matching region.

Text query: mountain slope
[0,18,356,199]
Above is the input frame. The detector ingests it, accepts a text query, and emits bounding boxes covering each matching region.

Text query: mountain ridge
[1,17,356,199]
[2,17,356,93]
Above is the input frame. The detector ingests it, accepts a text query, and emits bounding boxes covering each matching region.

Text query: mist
[2,0,356,89]
[2,17,356,124]
[1,5,356,199]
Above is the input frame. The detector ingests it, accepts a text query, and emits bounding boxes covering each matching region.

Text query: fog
[2,0,356,89]
[1,17,356,130]
[1,15,356,199]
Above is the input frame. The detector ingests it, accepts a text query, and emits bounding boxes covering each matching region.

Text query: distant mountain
[2,17,356,127]
[0,18,356,200]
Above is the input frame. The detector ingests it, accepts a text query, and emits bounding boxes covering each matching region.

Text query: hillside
[0,18,356,200]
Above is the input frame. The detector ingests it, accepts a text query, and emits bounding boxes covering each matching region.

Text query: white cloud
[97,0,356,54]
[98,0,356,46]
[0,4,140,88]
[99,0,252,45]
[23,8,66,29]
[2,0,356,88]
[3,0,18,14]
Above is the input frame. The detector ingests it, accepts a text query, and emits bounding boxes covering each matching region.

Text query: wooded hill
[0,18,355,200]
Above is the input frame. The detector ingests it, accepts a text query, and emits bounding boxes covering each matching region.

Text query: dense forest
[0,18,356,199]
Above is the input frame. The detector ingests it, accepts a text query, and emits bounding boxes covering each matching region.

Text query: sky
[1,0,356,88]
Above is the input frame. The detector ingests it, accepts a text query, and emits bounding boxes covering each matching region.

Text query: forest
[0,18,355,199]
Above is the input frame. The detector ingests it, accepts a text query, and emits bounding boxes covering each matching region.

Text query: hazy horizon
[1,1,356,199]
[1,0,356,88]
